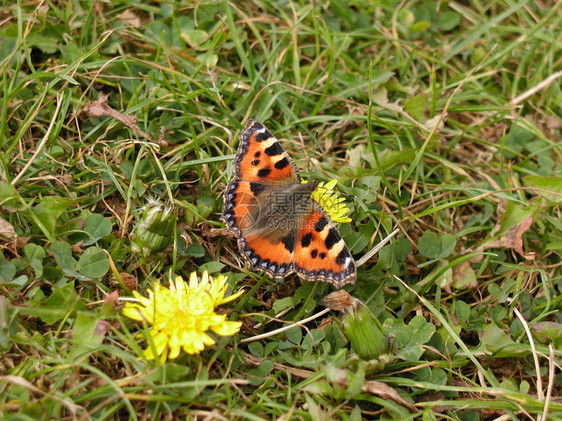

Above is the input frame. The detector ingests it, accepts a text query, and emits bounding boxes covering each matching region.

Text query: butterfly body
[222,119,356,288]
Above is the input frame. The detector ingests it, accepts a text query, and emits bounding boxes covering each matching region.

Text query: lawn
[1,0,561,419]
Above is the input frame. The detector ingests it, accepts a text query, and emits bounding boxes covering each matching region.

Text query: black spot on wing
[320,252,326,259]
[252,159,260,166]
[255,131,273,142]
[250,182,266,196]
[257,168,271,178]
[265,142,283,156]
[274,157,289,170]
[325,228,341,250]
[336,247,351,265]
[311,249,318,258]
[254,151,261,158]
[314,217,328,232]
[281,232,296,253]
[301,232,312,248]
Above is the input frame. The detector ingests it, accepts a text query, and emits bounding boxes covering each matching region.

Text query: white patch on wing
[259,137,276,149]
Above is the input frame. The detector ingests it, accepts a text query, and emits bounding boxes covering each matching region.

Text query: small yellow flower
[307,179,352,223]
[123,271,243,361]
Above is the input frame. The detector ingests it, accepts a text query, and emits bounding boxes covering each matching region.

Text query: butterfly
[221,119,356,288]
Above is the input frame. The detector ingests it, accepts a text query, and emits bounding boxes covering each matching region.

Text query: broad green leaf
[437,11,461,31]
[24,244,46,278]
[272,296,294,314]
[181,29,209,49]
[197,195,217,219]
[345,366,366,397]
[302,329,325,351]
[440,234,456,258]
[302,380,333,395]
[524,176,562,204]
[349,176,380,203]
[72,313,107,349]
[183,202,200,225]
[530,322,562,348]
[0,256,16,282]
[418,231,456,259]
[414,366,447,385]
[499,378,519,392]
[24,243,46,262]
[10,275,28,286]
[248,341,264,358]
[76,247,109,279]
[418,231,440,259]
[397,8,415,29]
[197,53,218,69]
[410,21,431,33]
[32,197,72,238]
[183,244,205,257]
[384,316,435,361]
[504,123,534,158]
[346,220,374,254]
[198,261,224,273]
[455,300,471,327]
[453,261,477,289]
[488,306,507,322]
[373,244,394,270]
[285,326,302,345]
[264,342,277,357]
[0,181,20,211]
[495,201,538,236]
[378,149,416,172]
[428,261,453,289]
[30,258,44,278]
[422,408,438,421]
[478,324,528,357]
[19,282,86,324]
[370,70,395,87]
[83,214,113,246]
[394,237,413,261]
[59,41,85,60]
[430,367,448,385]
[0,295,19,350]
[248,360,274,385]
[51,241,76,270]
[25,35,59,53]
[404,93,429,121]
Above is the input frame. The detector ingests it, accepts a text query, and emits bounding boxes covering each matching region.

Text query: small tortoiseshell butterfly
[222,119,356,288]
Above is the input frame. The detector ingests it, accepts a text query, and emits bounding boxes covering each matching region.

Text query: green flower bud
[324,291,392,364]
[343,303,390,361]
[131,199,175,256]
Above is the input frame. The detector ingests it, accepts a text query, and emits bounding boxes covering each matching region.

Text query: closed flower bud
[324,291,391,363]
[131,199,175,256]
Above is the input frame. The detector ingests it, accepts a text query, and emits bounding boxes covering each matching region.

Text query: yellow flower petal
[212,320,243,336]
[304,179,352,223]
[123,271,243,361]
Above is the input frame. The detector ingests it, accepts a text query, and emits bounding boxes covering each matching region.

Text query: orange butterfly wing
[294,204,356,288]
[222,120,299,277]
[233,119,299,183]
[222,120,356,287]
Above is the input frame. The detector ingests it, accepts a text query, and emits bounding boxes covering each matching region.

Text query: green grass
[1,0,561,419]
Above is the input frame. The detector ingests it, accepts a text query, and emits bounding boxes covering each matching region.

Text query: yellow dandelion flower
[123,271,243,361]
[306,179,352,223]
